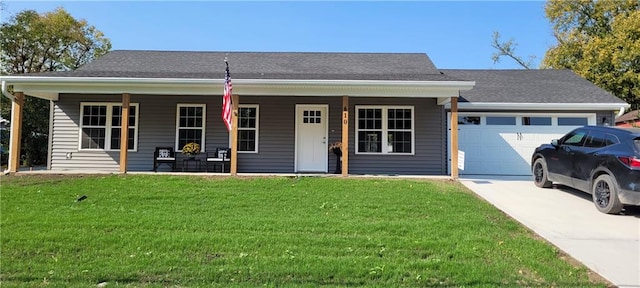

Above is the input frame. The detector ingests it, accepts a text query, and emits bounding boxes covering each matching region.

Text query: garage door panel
[455,114,589,176]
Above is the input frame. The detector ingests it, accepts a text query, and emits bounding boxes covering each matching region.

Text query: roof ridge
[108,50,428,55]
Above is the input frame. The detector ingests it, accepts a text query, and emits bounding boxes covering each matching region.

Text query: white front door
[296,105,328,172]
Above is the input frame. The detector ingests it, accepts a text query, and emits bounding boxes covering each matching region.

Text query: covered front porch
[2,74,472,178]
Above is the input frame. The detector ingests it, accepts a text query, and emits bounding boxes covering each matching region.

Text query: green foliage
[0,8,111,73]
[542,0,640,109]
[0,7,111,165]
[0,175,607,287]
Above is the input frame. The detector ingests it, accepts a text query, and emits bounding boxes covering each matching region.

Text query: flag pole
[222,57,238,175]
[222,58,233,132]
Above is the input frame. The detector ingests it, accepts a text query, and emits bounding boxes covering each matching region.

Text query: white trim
[1,76,474,100]
[354,105,415,155]
[78,102,139,151]
[437,97,452,105]
[446,102,629,111]
[175,104,206,152]
[237,104,259,154]
[294,104,329,173]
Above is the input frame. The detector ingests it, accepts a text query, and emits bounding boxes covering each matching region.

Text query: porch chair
[153,147,176,172]
[206,147,231,172]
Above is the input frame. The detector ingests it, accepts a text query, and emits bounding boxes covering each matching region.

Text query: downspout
[617,106,626,118]
[1,80,15,101]
[47,100,54,170]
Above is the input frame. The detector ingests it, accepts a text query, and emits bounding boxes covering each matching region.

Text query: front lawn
[0,175,607,287]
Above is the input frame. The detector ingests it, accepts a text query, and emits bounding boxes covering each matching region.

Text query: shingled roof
[616,110,640,123]
[33,50,456,81]
[441,69,626,104]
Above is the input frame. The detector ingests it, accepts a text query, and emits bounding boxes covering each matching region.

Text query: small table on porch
[182,158,201,172]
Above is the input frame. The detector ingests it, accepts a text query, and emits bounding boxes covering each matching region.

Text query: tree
[542,0,640,109]
[491,31,536,69]
[0,7,111,166]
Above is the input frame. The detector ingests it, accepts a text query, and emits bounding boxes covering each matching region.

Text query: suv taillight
[618,156,640,168]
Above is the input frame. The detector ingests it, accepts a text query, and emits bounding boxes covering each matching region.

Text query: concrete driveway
[460,176,640,288]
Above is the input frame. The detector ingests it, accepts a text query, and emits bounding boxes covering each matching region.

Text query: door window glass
[486,116,516,125]
[558,117,588,126]
[522,117,552,126]
[303,110,322,124]
[458,116,480,125]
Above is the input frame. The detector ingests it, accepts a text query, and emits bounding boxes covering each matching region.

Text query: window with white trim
[80,103,138,151]
[238,105,259,152]
[356,106,414,154]
[176,104,206,151]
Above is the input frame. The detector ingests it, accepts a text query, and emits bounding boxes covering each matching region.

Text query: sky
[0,1,555,69]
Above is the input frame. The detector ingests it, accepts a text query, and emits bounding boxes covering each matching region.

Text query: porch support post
[341,96,349,176]
[451,96,459,179]
[230,94,239,176]
[8,92,24,173]
[119,93,130,174]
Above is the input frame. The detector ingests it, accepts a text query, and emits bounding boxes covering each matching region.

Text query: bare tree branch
[491,31,536,69]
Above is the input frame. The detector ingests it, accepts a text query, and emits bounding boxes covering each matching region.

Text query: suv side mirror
[551,139,559,147]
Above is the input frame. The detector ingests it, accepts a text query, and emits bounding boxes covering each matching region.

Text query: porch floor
[6,166,452,180]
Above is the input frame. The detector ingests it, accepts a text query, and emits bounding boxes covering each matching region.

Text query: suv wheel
[592,174,623,214]
[532,158,552,188]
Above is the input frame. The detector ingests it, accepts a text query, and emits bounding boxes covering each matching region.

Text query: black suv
[531,126,640,214]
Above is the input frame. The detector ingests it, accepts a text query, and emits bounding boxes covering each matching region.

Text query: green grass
[1,175,606,287]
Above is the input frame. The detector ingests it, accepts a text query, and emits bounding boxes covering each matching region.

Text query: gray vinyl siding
[51,94,232,172]
[50,93,615,174]
[596,111,615,126]
[238,96,444,175]
[51,94,122,171]
[236,96,342,173]
[50,94,446,175]
[347,98,445,175]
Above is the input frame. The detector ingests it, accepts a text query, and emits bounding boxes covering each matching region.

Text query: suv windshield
[635,138,640,152]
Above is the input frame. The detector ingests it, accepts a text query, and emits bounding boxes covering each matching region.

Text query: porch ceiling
[1,76,475,103]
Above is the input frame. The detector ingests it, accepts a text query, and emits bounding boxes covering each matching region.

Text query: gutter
[0,75,476,99]
[1,81,15,101]
[445,102,630,111]
[0,75,476,89]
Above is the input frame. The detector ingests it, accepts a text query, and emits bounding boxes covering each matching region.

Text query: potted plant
[181,142,200,159]
[329,142,342,174]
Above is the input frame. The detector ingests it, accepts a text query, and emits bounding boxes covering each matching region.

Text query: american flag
[222,60,233,131]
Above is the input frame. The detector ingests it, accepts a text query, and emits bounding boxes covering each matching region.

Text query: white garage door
[450,113,596,176]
